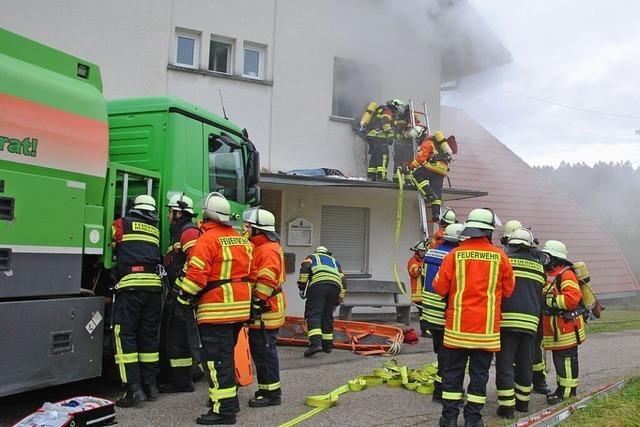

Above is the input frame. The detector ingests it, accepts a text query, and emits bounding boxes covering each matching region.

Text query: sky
[442,0,640,167]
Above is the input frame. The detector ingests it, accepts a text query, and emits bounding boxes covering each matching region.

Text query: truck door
[203,125,246,204]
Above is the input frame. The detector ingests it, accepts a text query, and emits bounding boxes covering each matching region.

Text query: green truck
[0,28,260,396]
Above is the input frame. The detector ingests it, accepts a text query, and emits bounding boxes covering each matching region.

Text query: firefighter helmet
[404,125,427,140]
[440,208,457,225]
[202,192,231,224]
[132,194,156,212]
[315,246,332,255]
[388,99,404,109]
[167,193,195,215]
[508,228,535,247]
[411,240,427,252]
[243,208,276,232]
[503,220,523,238]
[461,208,499,237]
[541,240,569,261]
[443,223,465,243]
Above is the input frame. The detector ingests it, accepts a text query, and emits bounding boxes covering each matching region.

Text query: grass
[585,308,640,334]
[558,377,640,427]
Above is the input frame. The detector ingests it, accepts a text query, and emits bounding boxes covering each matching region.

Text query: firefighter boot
[143,382,159,402]
[515,400,529,413]
[546,389,564,405]
[496,406,515,419]
[196,410,236,425]
[159,382,195,393]
[322,340,333,353]
[532,371,550,395]
[438,416,457,427]
[116,383,147,408]
[248,394,282,408]
[464,418,485,427]
[304,337,322,358]
[432,382,443,404]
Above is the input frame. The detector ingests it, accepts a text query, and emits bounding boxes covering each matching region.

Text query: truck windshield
[208,137,245,203]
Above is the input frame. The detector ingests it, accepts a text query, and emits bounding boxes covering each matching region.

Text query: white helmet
[541,240,569,261]
[503,220,523,238]
[243,208,276,232]
[404,125,426,140]
[132,194,156,212]
[440,208,457,225]
[443,223,465,243]
[315,246,332,255]
[202,192,231,224]
[508,228,535,247]
[167,193,195,215]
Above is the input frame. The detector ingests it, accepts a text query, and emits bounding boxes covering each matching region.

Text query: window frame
[175,30,200,69]
[208,36,234,75]
[242,42,265,80]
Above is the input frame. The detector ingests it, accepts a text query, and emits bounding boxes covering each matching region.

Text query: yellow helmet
[542,240,569,261]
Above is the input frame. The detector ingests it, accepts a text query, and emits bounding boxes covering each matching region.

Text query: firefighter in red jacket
[428,208,457,249]
[243,208,287,408]
[175,192,253,425]
[406,126,456,223]
[159,194,201,394]
[433,208,515,427]
[540,240,586,405]
[407,240,428,336]
[111,194,163,407]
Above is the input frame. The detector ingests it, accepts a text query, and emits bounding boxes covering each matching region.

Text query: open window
[208,134,245,203]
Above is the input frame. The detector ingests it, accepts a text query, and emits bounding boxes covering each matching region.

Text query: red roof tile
[441,107,639,296]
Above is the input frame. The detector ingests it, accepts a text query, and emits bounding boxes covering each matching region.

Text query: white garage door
[320,205,369,273]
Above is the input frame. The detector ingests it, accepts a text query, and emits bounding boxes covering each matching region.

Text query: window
[320,206,369,273]
[209,38,233,74]
[175,31,199,68]
[243,43,265,79]
[208,134,245,203]
[332,58,380,119]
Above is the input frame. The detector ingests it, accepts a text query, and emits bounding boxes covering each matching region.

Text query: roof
[260,172,486,202]
[441,106,640,296]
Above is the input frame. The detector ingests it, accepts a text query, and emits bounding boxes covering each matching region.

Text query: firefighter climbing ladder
[409,100,434,239]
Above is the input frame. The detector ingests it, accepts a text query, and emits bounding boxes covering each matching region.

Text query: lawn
[585,308,640,334]
[558,377,640,427]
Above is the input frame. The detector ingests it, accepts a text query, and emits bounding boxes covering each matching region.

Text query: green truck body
[0,28,260,396]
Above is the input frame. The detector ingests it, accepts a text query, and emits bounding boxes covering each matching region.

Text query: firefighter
[111,194,163,407]
[428,208,457,249]
[495,228,546,418]
[158,194,201,393]
[363,99,403,181]
[175,192,253,425]
[421,223,465,403]
[297,246,347,357]
[540,240,586,405]
[242,208,287,408]
[392,103,416,176]
[499,220,523,247]
[408,240,427,336]
[433,208,515,427]
[406,126,455,223]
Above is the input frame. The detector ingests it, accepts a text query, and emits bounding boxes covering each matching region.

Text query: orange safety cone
[234,326,253,386]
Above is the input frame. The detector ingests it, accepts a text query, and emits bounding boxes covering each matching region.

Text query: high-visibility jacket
[366,105,394,140]
[112,213,162,290]
[248,234,287,330]
[421,241,457,329]
[409,136,449,176]
[428,228,445,249]
[542,265,586,350]
[407,254,424,303]
[501,248,545,334]
[178,221,253,325]
[433,237,515,351]
[297,253,346,299]
[164,218,201,286]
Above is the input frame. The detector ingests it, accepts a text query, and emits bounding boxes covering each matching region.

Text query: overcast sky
[442,0,640,167]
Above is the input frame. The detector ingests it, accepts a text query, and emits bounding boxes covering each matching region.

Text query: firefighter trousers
[441,347,492,424]
[159,299,194,387]
[304,282,340,349]
[200,323,243,415]
[113,290,162,387]
[495,330,535,409]
[532,321,546,386]
[429,328,445,397]
[551,346,579,399]
[366,137,389,181]
[410,166,444,221]
[248,328,281,397]
[393,139,413,174]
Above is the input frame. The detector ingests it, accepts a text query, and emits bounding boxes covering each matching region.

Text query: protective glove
[545,295,558,310]
[250,297,267,321]
[177,294,196,307]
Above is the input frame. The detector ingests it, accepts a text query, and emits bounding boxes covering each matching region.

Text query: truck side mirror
[246,150,260,187]
[246,185,261,205]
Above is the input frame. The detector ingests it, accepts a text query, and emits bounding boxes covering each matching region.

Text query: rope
[277,360,438,427]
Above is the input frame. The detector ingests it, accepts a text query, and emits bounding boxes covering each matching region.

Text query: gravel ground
[2,325,639,427]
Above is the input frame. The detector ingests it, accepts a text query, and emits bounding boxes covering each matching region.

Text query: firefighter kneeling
[243,208,287,408]
[176,192,253,425]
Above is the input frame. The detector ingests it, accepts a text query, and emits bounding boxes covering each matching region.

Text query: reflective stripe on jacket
[421,242,457,329]
[542,266,586,350]
[113,215,162,290]
[297,254,346,298]
[366,106,394,139]
[407,255,424,303]
[433,237,515,351]
[178,221,253,325]
[501,249,545,333]
[410,137,449,176]
[248,234,287,329]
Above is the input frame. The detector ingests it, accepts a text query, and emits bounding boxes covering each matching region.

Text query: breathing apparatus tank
[359,101,378,131]
[433,131,453,157]
[572,261,597,308]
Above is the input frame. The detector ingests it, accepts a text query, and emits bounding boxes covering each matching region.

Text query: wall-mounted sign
[288,217,313,247]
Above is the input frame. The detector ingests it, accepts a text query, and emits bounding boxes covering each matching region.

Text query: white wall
[275,186,423,316]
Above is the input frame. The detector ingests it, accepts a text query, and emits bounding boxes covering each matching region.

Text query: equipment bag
[13,396,115,427]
